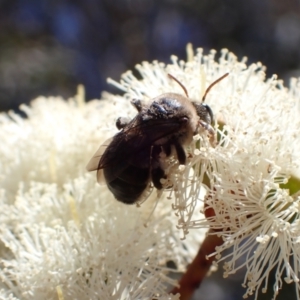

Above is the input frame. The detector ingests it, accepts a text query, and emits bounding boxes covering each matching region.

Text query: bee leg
[173,141,186,165]
[162,144,171,157]
[151,167,165,189]
[131,99,143,112]
[199,120,216,145]
[116,117,131,130]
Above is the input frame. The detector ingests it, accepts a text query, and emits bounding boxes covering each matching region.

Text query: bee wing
[86,138,114,184]
[99,118,182,169]
[131,119,181,144]
[86,138,113,171]
[88,117,182,184]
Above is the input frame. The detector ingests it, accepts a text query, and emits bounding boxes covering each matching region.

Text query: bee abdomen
[104,165,150,204]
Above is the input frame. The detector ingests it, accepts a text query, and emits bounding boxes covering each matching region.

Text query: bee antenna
[202,73,229,102]
[168,73,189,98]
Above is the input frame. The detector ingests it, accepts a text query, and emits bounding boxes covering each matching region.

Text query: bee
[86,73,228,204]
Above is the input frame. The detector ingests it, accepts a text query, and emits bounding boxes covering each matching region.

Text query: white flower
[0,86,204,299]
[0,179,181,300]
[106,45,300,299]
[2,44,300,300]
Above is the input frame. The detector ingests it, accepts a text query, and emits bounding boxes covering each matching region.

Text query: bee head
[167,72,229,136]
[192,102,214,125]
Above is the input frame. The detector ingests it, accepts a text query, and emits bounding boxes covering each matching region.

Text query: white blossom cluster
[0,88,203,299]
[1,45,300,300]
[107,46,300,299]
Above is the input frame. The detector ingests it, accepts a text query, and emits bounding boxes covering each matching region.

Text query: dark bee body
[87,74,228,204]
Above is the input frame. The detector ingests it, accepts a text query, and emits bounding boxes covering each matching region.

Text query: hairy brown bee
[87,73,228,204]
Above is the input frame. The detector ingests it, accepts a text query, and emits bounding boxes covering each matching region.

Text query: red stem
[171,231,223,299]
